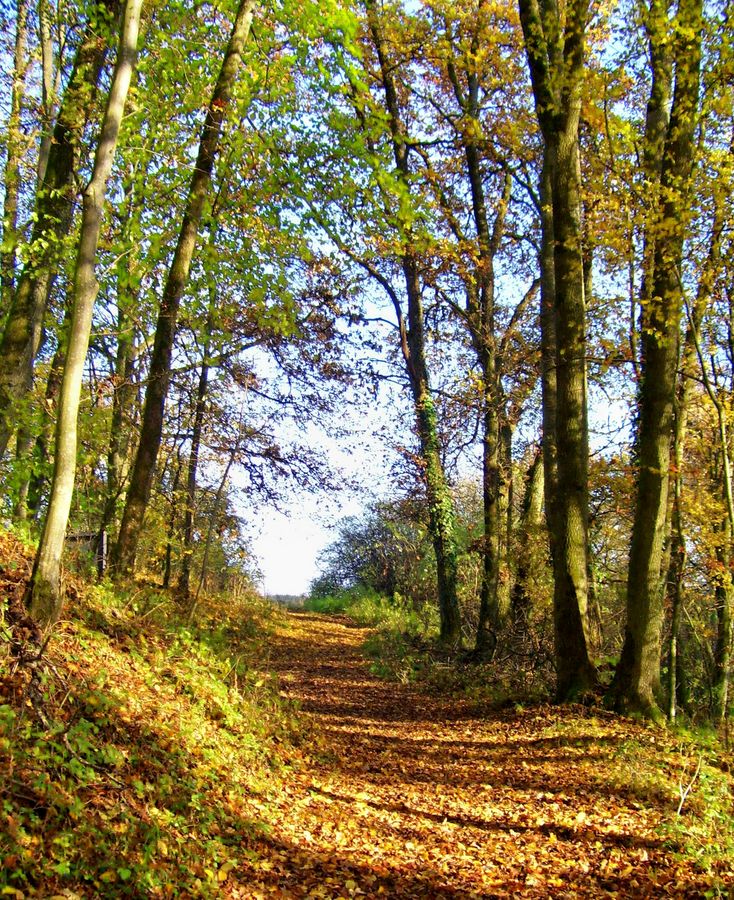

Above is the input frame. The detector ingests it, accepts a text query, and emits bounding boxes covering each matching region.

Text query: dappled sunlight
[232,613,720,897]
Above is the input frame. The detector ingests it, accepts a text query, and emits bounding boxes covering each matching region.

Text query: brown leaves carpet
[234,612,725,898]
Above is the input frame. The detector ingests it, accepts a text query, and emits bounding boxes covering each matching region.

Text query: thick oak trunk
[518,0,597,698]
[613,0,703,718]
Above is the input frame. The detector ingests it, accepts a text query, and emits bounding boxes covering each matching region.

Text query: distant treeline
[268,594,306,607]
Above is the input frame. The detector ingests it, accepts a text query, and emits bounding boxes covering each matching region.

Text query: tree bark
[98,179,140,548]
[110,0,256,580]
[163,443,184,589]
[27,0,143,626]
[0,0,118,459]
[36,0,59,187]
[1,0,30,315]
[511,445,545,626]
[365,0,462,646]
[178,334,211,599]
[518,0,597,698]
[712,524,732,724]
[613,0,703,719]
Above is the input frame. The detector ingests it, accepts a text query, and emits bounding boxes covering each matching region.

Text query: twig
[677,754,703,815]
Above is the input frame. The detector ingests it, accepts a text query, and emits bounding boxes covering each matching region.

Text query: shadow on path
[236,612,716,898]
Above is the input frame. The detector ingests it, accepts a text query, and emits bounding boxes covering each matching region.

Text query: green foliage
[303,591,355,614]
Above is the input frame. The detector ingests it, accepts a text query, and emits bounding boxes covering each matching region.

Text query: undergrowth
[0,530,306,898]
[307,588,555,701]
[305,588,441,683]
[612,727,734,896]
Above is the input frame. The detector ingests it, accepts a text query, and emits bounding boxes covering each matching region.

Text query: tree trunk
[1,0,29,315]
[475,393,501,653]
[365,0,462,646]
[188,432,241,624]
[163,444,184,589]
[98,181,140,548]
[712,528,732,724]
[27,0,142,626]
[404,259,462,646]
[0,0,119,459]
[178,340,210,599]
[511,445,544,626]
[519,0,597,699]
[539,161,559,541]
[36,0,59,186]
[99,295,138,544]
[613,0,703,719]
[110,0,256,579]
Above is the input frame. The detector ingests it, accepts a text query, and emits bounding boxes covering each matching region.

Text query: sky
[245,379,632,598]
[244,398,399,597]
[250,497,355,596]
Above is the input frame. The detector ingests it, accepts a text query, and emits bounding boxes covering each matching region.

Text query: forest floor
[238,612,732,898]
[237,613,732,898]
[1,530,733,899]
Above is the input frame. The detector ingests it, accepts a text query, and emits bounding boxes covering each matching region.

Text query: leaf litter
[239,612,732,898]
[1,529,732,898]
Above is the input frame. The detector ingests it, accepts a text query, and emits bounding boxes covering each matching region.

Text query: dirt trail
[239,612,712,898]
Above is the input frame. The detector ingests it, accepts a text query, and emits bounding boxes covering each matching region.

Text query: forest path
[240,612,706,898]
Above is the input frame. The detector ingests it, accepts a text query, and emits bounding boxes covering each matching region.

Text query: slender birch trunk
[27,0,143,625]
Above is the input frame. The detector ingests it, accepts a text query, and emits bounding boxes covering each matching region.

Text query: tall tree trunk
[16,289,77,524]
[99,292,138,544]
[712,522,732,724]
[613,0,703,719]
[365,0,462,645]
[188,426,242,624]
[178,337,211,599]
[665,197,724,720]
[27,0,142,626]
[12,429,35,522]
[475,391,501,653]
[163,443,184,589]
[1,0,30,315]
[539,161,559,544]
[519,0,597,698]
[0,0,117,459]
[469,169,511,654]
[511,445,545,626]
[403,259,462,646]
[110,0,256,579]
[36,0,59,186]
[98,178,140,548]
[497,419,514,620]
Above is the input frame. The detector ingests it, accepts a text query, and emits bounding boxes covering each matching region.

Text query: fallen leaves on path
[237,612,730,898]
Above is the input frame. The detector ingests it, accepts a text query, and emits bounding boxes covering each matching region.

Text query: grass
[611,726,734,894]
[305,587,441,682]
